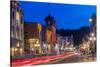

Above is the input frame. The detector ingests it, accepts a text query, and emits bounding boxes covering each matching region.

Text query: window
[15,28,19,39]
[20,30,23,40]
[19,30,21,40]
[12,10,15,19]
[21,16,23,24]
[10,26,13,37]
[16,11,20,25]
[11,26,15,38]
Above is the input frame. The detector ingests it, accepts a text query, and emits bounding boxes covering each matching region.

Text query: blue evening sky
[19,1,96,29]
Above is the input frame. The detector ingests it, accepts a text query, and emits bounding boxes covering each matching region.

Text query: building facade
[42,26,47,54]
[56,34,63,54]
[45,15,57,55]
[42,26,52,55]
[46,27,52,55]
[10,1,24,57]
[24,22,42,55]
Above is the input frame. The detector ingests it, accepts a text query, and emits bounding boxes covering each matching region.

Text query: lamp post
[89,13,96,59]
[89,32,96,58]
[89,18,93,23]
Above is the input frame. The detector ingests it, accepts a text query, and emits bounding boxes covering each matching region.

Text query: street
[11,51,81,67]
[47,54,96,64]
[11,51,96,67]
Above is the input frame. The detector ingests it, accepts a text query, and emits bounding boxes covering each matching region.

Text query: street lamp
[89,18,93,23]
[89,33,96,42]
[91,33,95,37]
[93,37,96,41]
[89,37,92,41]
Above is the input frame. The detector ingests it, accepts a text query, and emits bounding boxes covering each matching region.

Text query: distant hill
[56,26,90,47]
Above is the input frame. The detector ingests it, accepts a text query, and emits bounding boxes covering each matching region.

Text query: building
[46,27,52,55]
[10,1,24,57]
[42,26,52,55]
[67,35,74,47]
[24,22,42,55]
[56,34,63,53]
[45,15,57,55]
[56,34,74,53]
[57,34,62,48]
[42,26,47,54]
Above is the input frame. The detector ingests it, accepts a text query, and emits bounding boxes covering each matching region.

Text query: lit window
[15,48,18,52]
[17,42,20,47]
[16,11,20,25]
[16,11,20,20]
[11,47,14,56]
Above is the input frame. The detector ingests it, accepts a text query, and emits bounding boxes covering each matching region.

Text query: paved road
[11,52,96,67]
[46,54,96,64]
[11,52,77,66]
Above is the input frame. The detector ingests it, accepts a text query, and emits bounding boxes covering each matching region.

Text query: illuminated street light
[89,37,92,41]
[15,48,18,51]
[91,33,95,37]
[93,37,96,41]
[89,18,93,23]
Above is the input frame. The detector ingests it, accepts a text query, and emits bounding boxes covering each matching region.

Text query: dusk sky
[19,1,96,29]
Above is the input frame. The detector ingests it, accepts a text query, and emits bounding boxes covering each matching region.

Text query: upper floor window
[12,10,15,19]
[16,11,20,25]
